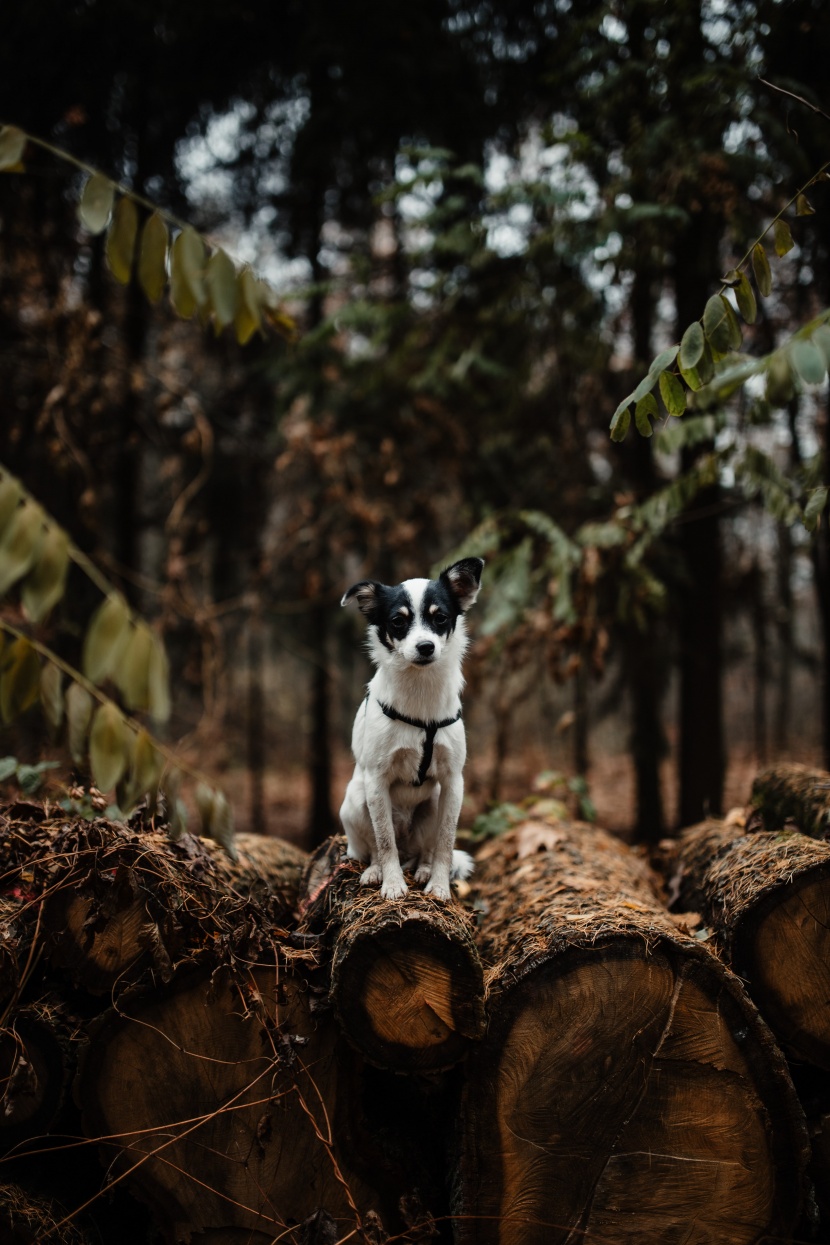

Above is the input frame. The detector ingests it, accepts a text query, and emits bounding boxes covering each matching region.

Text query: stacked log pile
[666,768,830,1230]
[2,786,827,1243]
[454,817,808,1245]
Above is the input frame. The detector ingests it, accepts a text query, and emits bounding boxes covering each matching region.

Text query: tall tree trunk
[308,600,335,844]
[675,225,725,825]
[813,392,830,769]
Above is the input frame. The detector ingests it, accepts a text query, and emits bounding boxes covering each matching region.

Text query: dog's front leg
[423,772,464,900]
[365,777,408,900]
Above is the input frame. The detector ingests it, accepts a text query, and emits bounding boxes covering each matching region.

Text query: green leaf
[21,525,69,623]
[721,268,741,287]
[812,324,830,370]
[679,322,705,370]
[106,196,139,284]
[765,353,794,407]
[796,193,815,216]
[0,474,23,539]
[66,682,93,764]
[0,126,26,171]
[206,249,238,331]
[752,244,772,297]
[723,298,743,351]
[147,632,171,723]
[126,728,163,807]
[82,594,131,685]
[0,640,40,723]
[679,363,703,392]
[0,756,17,783]
[773,219,794,258]
[89,702,128,792]
[634,393,657,438]
[658,370,686,417]
[0,501,46,597]
[610,405,630,442]
[234,267,262,344]
[78,173,115,235]
[39,662,64,735]
[735,272,757,325]
[169,227,206,319]
[804,487,829,532]
[702,294,733,354]
[116,623,153,710]
[790,339,827,386]
[161,769,187,841]
[138,212,168,303]
[197,785,236,858]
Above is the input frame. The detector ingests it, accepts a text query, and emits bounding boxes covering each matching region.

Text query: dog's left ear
[341,580,382,622]
[441,557,484,612]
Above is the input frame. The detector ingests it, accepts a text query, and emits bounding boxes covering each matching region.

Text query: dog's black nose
[416,640,435,658]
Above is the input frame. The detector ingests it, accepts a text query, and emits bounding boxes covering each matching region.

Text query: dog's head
[341,557,484,669]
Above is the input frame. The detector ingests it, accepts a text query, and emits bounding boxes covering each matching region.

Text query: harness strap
[377,699,462,787]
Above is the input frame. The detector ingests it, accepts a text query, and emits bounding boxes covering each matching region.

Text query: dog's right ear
[341,581,381,621]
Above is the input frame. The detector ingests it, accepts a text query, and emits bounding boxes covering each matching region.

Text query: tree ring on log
[331,919,484,1071]
[459,935,805,1245]
[744,871,830,1069]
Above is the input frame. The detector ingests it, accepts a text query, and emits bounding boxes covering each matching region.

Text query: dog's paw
[423,877,451,901]
[381,874,408,901]
[360,864,383,887]
[414,863,433,886]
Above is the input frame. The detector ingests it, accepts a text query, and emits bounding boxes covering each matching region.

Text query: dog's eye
[433,612,448,627]
[390,616,408,636]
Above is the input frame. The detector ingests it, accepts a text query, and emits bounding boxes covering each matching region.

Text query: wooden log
[0,804,307,996]
[78,961,404,1242]
[0,1002,76,1156]
[298,835,486,1072]
[669,817,830,1069]
[454,816,809,1245]
[750,762,830,837]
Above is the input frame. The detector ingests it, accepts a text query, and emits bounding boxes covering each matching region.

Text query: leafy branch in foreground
[0,465,235,856]
[609,156,830,444]
[0,123,296,346]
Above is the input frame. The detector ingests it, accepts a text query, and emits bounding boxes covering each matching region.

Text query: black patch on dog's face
[373,584,414,651]
[421,578,462,637]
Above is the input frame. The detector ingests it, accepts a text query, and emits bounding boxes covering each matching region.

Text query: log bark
[669,817,830,1069]
[78,962,401,1243]
[750,762,830,837]
[298,836,486,1072]
[0,804,307,996]
[455,816,808,1245]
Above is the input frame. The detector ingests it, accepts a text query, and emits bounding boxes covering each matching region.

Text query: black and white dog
[339,557,484,900]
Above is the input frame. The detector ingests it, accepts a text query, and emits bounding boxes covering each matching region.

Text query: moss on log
[751,763,830,837]
[299,835,485,1072]
[455,817,808,1245]
[0,803,306,996]
[670,817,830,1069]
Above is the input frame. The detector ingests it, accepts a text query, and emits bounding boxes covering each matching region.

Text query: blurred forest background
[1,0,830,850]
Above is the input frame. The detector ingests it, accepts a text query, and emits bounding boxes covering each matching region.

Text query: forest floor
[219,741,825,850]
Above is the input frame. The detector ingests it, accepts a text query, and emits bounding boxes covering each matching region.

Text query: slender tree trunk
[751,562,769,766]
[813,393,830,769]
[308,601,335,844]
[624,259,667,841]
[247,605,266,835]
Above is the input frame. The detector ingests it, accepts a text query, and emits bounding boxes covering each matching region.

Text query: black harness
[376,698,462,787]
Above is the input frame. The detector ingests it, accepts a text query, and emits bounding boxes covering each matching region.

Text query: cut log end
[301,837,486,1072]
[332,923,484,1072]
[462,943,800,1245]
[751,871,830,1068]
